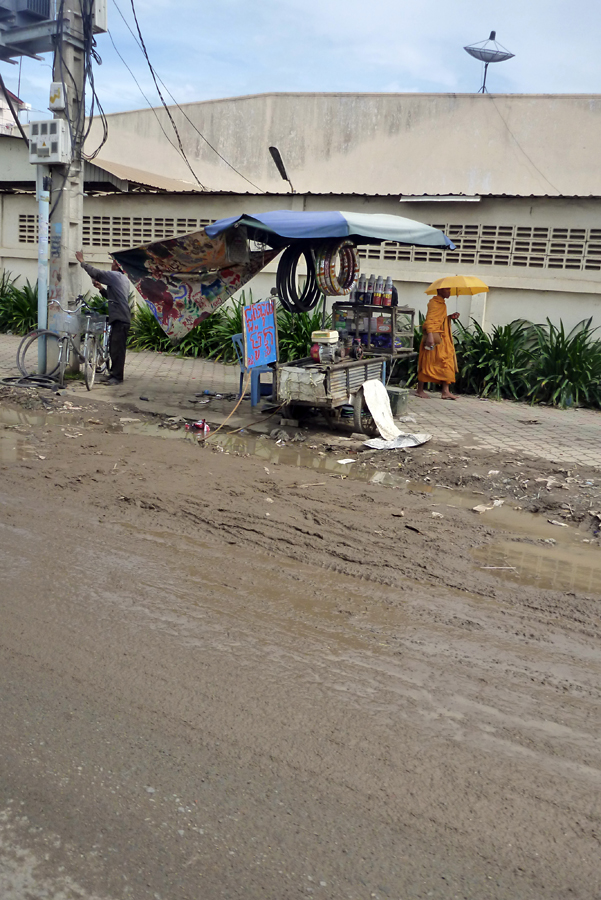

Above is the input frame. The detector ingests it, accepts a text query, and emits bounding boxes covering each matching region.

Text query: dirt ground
[1,385,600,899]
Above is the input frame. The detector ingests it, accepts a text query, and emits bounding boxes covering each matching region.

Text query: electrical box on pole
[29,118,71,163]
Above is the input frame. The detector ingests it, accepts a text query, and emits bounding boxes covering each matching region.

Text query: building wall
[87,92,601,197]
[2,190,600,331]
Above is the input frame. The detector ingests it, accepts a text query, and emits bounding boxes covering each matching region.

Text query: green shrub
[206,294,246,362]
[176,316,222,359]
[389,312,423,386]
[277,298,331,362]
[82,290,109,316]
[128,302,173,353]
[454,319,534,401]
[528,318,601,408]
[0,275,38,335]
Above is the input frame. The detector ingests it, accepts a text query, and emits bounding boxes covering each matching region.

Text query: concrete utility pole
[0,0,107,343]
[48,5,85,312]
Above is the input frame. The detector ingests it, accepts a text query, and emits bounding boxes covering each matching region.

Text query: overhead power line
[107,28,191,169]
[111,0,264,192]
[126,0,205,190]
[0,72,29,145]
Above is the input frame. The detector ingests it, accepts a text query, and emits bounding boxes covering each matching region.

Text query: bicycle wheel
[58,337,71,386]
[83,335,97,390]
[96,331,110,374]
[17,330,62,378]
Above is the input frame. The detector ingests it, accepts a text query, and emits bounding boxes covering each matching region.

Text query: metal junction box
[29,118,71,164]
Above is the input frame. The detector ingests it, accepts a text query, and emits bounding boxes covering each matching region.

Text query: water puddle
[3,401,598,594]
[0,406,47,463]
[122,417,596,548]
[473,540,601,594]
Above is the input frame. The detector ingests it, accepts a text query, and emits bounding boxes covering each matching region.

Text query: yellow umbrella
[425,275,489,295]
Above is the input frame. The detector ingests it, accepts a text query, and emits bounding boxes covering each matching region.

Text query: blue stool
[231,333,274,407]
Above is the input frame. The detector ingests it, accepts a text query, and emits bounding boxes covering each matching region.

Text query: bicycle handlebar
[49,295,95,315]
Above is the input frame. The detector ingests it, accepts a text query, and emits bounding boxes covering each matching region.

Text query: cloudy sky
[2,0,600,119]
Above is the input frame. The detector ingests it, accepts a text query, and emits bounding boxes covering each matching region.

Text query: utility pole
[0,0,107,370]
[48,4,85,313]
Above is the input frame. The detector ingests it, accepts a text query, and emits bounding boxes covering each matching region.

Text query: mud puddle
[114,521,407,653]
[0,406,48,463]
[474,539,601,594]
[5,402,599,594]
[123,422,596,540]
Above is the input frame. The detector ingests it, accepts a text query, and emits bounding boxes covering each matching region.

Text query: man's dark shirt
[82,263,132,325]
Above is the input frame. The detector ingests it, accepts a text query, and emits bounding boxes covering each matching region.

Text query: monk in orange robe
[416,287,459,400]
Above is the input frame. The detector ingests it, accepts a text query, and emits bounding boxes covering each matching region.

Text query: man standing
[76,251,132,385]
[416,287,460,400]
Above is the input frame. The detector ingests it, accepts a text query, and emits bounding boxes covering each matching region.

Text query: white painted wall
[2,190,600,331]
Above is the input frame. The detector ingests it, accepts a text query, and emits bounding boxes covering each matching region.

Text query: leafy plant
[0,276,38,335]
[528,318,601,408]
[176,315,222,358]
[276,297,331,362]
[389,312,423,387]
[454,318,534,401]
[205,294,246,362]
[128,302,173,353]
[0,269,18,332]
[82,290,109,316]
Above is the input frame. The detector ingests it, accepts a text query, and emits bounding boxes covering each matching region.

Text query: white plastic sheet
[361,379,430,449]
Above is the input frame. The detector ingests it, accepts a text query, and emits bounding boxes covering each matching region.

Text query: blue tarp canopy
[205,210,455,250]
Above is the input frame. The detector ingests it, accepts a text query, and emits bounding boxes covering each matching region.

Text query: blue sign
[243,299,277,369]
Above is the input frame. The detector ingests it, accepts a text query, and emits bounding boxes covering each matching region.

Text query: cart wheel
[353,387,379,437]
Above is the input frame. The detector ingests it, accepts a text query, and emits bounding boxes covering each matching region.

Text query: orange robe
[417,295,458,384]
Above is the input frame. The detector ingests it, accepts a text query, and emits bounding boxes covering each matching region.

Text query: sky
[2,0,601,120]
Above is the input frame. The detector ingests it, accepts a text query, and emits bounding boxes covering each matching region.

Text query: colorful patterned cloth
[112,228,278,342]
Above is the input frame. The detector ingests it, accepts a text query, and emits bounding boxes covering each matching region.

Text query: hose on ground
[0,375,61,390]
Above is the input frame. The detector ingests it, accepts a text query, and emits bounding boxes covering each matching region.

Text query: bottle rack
[332,303,415,358]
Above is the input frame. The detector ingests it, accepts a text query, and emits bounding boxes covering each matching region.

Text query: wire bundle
[315,239,359,296]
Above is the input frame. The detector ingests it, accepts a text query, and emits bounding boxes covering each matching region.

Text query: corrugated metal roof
[92,158,203,193]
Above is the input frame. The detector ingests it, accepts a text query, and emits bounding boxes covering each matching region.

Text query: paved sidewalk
[1,333,599,469]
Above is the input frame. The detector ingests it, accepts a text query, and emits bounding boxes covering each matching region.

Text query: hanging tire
[83,336,97,390]
[353,386,379,437]
[16,330,61,378]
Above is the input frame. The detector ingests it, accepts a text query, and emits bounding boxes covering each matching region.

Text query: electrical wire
[111,0,264,192]
[0,71,29,146]
[488,95,562,196]
[107,29,205,177]
[125,0,205,190]
[48,0,111,216]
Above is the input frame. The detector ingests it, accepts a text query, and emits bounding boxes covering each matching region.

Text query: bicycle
[16,297,111,390]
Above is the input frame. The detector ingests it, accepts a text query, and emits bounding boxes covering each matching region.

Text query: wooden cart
[275,303,416,434]
[275,355,387,435]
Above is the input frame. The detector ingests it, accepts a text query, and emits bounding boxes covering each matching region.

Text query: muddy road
[1,389,600,899]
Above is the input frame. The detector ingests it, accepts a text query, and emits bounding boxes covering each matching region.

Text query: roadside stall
[112,210,455,434]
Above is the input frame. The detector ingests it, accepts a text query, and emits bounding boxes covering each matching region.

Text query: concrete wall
[2,189,600,331]
[87,92,601,198]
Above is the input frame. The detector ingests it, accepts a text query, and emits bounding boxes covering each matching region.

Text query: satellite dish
[464,31,515,92]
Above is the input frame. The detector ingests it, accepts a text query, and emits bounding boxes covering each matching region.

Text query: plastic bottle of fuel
[382,276,393,307]
[373,275,384,306]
